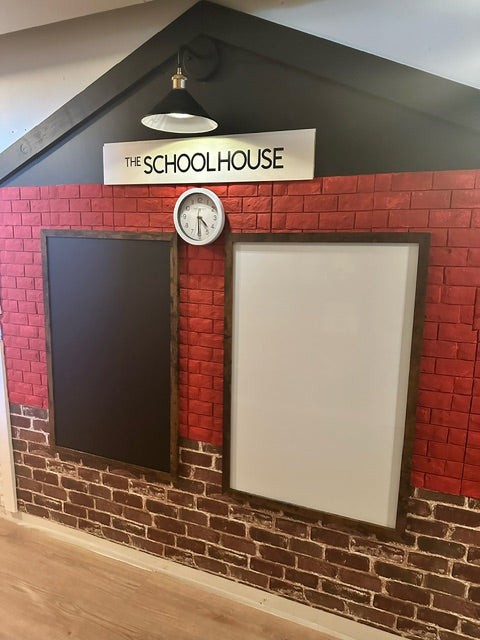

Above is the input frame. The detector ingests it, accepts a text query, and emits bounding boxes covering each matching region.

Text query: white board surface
[229,242,419,528]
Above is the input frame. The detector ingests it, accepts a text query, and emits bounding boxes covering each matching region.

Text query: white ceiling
[0,0,152,35]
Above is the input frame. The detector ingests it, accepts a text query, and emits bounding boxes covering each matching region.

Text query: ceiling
[0,0,152,35]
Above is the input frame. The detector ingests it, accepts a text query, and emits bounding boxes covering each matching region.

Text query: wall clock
[173,188,225,245]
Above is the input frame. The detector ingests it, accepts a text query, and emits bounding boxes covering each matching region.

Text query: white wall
[0,0,153,35]
[0,0,479,153]
[221,0,480,89]
[0,1,193,152]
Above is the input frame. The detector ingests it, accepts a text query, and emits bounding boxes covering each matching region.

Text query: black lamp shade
[141,88,218,134]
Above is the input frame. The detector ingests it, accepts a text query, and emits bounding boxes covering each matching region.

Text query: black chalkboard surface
[42,230,178,478]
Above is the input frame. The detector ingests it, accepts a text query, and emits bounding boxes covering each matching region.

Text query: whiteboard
[227,238,424,529]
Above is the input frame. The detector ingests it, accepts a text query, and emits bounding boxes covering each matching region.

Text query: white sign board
[103,129,315,185]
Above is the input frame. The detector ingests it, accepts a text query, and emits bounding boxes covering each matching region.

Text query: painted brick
[374,191,411,209]
[323,176,358,193]
[451,189,480,208]
[272,196,303,212]
[428,442,465,462]
[285,213,319,230]
[448,229,480,248]
[424,474,462,494]
[433,171,476,190]
[430,209,471,227]
[317,211,354,229]
[391,172,433,190]
[411,190,451,209]
[3,175,480,510]
[242,196,272,212]
[303,194,338,211]
[338,193,373,210]
[356,174,375,192]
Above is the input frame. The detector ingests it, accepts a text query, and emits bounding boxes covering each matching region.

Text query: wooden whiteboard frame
[223,232,429,538]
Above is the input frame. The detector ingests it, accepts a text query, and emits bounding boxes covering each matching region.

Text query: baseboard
[5,510,398,640]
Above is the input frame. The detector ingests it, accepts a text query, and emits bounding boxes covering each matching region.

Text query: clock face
[174,188,225,245]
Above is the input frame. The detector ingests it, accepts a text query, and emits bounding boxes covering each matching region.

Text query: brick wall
[1,172,480,494]
[2,171,480,638]
[10,403,480,640]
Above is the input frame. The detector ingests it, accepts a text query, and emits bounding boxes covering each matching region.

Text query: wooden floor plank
[0,517,335,640]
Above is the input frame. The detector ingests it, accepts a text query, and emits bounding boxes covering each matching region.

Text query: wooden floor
[0,517,334,640]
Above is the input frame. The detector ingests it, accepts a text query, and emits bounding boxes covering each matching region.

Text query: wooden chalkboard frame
[42,229,178,482]
[223,232,430,540]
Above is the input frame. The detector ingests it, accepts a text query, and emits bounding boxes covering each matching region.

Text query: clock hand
[199,217,208,228]
[197,209,202,238]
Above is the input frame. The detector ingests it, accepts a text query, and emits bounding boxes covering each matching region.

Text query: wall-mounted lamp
[141,38,219,135]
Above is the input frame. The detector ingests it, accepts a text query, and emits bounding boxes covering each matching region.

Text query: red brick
[418,390,452,410]
[424,228,449,245]
[467,248,480,265]
[354,210,389,229]
[434,171,476,189]
[422,340,458,359]
[430,209,471,227]
[431,247,469,267]
[272,196,303,213]
[285,213,318,229]
[451,189,480,208]
[317,211,356,230]
[242,197,272,213]
[415,423,448,442]
[441,285,476,305]
[411,191,451,209]
[303,195,338,211]
[436,360,474,378]
[448,229,480,248]
[392,172,433,190]
[68,198,90,212]
[338,193,373,210]
[124,213,149,227]
[374,191,411,209]
[285,180,320,195]
[468,432,480,449]
[424,474,461,494]
[461,480,480,498]
[323,176,357,193]
[80,212,103,226]
[439,323,477,342]
[0,187,20,200]
[355,174,374,192]
[419,373,454,393]
[412,455,446,474]
[465,448,480,465]
[425,303,461,323]
[227,184,257,197]
[448,429,467,447]
[428,442,465,462]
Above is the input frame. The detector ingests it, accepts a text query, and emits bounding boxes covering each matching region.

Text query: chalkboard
[224,233,429,537]
[42,230,178,479]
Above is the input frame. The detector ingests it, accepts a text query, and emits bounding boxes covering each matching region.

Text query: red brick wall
[1,171,480,498]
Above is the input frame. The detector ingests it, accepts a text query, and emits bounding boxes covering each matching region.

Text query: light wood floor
[0,517,334,640]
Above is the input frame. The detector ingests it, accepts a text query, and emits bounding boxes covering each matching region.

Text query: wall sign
[103,129,315,185]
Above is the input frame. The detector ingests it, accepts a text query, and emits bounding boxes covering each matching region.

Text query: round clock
[173,188,225,245]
